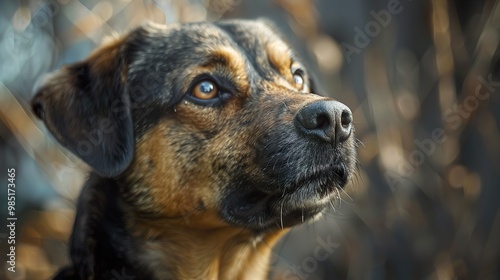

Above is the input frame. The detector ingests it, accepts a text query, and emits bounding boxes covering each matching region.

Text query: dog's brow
[208,47,246,73]
[178,46,250,95]
[265,40,293,76]
[207,46,250,94]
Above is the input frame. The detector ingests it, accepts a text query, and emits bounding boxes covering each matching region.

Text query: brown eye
[192,80,218,100]
[293,73,304,90]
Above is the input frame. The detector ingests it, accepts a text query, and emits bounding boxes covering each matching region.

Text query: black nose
[295,100,352,143]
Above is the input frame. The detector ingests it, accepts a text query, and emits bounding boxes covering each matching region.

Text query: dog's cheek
[122,118,222,218]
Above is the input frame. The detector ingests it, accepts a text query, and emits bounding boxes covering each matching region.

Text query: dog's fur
[31,20,356,280]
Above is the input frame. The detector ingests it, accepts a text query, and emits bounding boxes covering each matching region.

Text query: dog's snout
[295,100,352,143]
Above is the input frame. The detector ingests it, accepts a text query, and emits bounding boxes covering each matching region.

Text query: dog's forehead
[132,20,291,61]
[163,22,235,46]
[126,20,295,93]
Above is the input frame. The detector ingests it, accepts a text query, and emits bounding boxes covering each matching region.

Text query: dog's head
[32,20,356,231]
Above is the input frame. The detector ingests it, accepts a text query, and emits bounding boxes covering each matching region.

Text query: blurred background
[1,0,499,279]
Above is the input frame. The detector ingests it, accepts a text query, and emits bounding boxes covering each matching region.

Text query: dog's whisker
[355,137,365,148]
[336,188,342,209]
[280,201,284,230]
[340,187,355,203]
[329,198,337,213]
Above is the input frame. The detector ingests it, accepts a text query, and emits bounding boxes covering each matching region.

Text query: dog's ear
[31,38,134,178]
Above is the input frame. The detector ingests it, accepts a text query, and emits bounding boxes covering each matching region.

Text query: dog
[31,19,356,280]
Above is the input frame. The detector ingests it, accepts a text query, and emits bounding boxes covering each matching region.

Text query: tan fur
[178,46,250,95]
[126,212,287,280]
[266,41,292,78]
[123,118,222,218]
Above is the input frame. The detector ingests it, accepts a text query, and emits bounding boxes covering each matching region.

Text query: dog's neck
[71,175,287,280]
[129,214,286,280]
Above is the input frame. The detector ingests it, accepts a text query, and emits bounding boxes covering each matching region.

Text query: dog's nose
[295,100,352,143]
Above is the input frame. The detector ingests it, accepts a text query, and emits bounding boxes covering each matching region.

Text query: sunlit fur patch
[208,46,250,93]
[265,40,292,78]
[265,41,302,91]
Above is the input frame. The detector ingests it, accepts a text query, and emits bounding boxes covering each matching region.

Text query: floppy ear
[31,38,134,178]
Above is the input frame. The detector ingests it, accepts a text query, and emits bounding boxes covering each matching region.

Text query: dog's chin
[221,169,348,232]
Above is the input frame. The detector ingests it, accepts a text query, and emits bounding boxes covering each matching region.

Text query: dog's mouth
[221,164,349,231]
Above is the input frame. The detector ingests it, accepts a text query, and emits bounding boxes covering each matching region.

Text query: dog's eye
[192,80,219,100]
[293,73,304,90]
